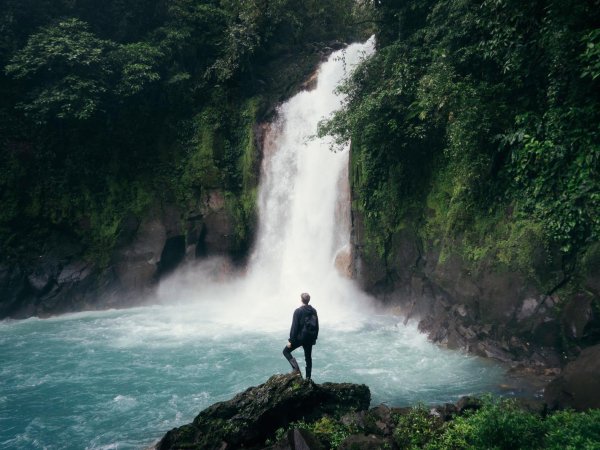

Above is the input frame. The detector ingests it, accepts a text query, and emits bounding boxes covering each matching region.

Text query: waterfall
[247,38,376,317]
[155,38,376,331]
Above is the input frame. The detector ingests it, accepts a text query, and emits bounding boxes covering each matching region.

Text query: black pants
[283,342,313,377]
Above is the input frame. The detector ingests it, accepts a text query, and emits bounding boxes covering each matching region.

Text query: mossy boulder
[157,373,370,450]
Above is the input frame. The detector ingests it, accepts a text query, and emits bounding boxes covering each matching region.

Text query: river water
[1,39,519,449]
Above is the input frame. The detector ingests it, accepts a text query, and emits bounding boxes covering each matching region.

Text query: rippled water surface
[0,305,514,449]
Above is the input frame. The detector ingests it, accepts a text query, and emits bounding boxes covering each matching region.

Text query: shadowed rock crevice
[156,235,186,279]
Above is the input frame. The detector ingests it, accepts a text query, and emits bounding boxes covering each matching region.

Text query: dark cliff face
[0,193,248,319]
[350,207,600,374]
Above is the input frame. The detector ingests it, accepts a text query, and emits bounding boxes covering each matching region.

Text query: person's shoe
[289,358,302,377]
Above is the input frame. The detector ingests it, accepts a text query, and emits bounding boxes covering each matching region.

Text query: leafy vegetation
[270,415,360,449]
[390,398,600,450]
[426,398,600,450]
[394,404,441,448]
[265,398,600,450]
[0,0,366,265]
[320,0,600,285]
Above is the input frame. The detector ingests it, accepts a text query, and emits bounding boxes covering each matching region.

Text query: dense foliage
[0,0,364,264]
[268,398,600,450]
[320,0,600,286]
[394,398,600,450]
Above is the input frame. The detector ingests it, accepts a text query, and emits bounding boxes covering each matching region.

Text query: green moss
[350,141,409,263]
[225,188,258,257]
[180,112,222,195]
[496,220,548,275]
[239,97,261,191]
[81,180,153,267]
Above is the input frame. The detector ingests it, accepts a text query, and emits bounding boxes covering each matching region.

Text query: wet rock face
[114,216,167,291]
[350,207,600,371]
[157,374,371,450]
[334,246,353,278]
[544,344,600,411]
[188,189,249,260]
[0,191,248,319]
[0,229,110,319]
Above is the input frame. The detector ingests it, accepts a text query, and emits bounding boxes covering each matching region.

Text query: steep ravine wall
[350,206,600,378]
[0,182,257,319]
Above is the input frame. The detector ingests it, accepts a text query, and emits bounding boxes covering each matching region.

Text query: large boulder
[544,344,600,410]
[157,374,370,450]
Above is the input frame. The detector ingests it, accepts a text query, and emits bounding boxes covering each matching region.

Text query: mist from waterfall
[154,38,377,331]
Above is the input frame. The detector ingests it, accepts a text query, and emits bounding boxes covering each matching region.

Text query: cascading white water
[250,39,372,287]
[245,38,376,321]
[154,39,377,329]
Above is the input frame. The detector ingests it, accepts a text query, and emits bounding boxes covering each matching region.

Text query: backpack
[300,310,318,343]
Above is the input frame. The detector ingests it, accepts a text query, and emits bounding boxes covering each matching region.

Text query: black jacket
[289,304,319,346]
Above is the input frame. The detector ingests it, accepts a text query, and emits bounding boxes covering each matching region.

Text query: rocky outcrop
[0,191,250,319]
[157,373,370,450]
[155,376,567,450]
[190,190,239,259]
[544,344,600,411]
[0,230,115,318]
[350,210,600,380]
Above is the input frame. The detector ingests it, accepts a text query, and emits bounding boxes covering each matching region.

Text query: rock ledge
[157,373,370,450]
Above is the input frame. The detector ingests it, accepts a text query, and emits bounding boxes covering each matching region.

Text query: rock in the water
[157,374,370,450]
[544,344,600,411]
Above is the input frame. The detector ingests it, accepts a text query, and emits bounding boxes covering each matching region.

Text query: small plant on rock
[393,404,441,449]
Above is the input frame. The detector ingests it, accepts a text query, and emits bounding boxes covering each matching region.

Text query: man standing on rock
[283,292,319,380]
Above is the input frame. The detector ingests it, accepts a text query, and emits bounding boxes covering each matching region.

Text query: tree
[5,18,114,122]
